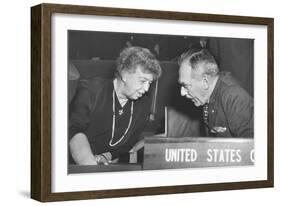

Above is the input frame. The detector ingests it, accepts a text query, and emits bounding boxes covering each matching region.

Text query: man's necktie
[203,103,209,126]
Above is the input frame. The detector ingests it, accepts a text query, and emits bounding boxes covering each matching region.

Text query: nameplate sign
[143,136,254,170]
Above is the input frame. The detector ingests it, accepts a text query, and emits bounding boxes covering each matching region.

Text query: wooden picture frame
[31,3,274,202]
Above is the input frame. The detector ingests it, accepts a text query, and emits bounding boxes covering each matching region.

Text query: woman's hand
[94,152,113,165]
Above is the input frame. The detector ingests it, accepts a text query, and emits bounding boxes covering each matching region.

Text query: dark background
[68,31,202,61]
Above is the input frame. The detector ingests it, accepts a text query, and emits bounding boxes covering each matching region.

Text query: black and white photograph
[30,3,273,201]
[67,30,254,173]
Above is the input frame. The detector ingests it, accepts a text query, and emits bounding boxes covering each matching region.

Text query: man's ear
[202,74,209,90]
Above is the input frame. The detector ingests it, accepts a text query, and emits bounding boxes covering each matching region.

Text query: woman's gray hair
[116,46,162,79]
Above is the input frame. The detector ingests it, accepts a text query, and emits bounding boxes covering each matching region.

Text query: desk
[68,163,142,174]
[68,136,254,173]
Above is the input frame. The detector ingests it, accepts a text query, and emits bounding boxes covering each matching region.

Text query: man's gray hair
[116,46,162,80]
[178,48,219,77]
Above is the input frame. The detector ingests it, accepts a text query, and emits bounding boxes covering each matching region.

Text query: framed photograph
[31,3,274,202]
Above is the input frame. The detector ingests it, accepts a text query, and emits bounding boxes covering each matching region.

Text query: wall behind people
[68,30,201,61]
[208,38,254,96]
[68,31,129,60]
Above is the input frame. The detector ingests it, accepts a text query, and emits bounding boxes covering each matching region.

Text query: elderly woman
[69,47,162,165]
